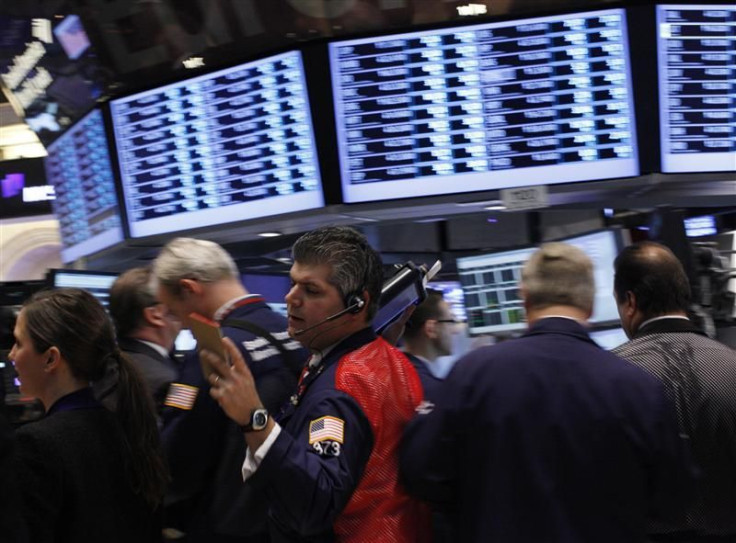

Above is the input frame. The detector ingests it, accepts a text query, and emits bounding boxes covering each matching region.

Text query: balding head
[613,241,691,320]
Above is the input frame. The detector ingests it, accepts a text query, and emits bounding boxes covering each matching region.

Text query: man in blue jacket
[153,237,308,542]
[400,241,695,543]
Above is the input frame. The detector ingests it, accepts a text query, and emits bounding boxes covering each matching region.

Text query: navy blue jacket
[250,328,376,542]
[403,352,444,402]
[162,297,308,541]
[250,327,427,542]
[400,317,695,543]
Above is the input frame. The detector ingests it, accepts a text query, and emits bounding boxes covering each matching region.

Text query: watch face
[253,409,268,429]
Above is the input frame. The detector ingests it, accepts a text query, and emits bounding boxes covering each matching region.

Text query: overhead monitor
[44,109,124,263]
[656,5,736,172]
[328,8,639,203]
[46,269,118,308]
[109,50,324,238]
[457,229,623,335]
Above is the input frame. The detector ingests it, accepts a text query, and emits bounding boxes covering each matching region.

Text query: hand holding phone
[188,312,229,379]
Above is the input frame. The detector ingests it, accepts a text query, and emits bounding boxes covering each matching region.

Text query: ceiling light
[258,231,282,238]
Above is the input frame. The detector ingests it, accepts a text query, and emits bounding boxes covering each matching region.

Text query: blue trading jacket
[400,317,695,543]
[162,297,308,539]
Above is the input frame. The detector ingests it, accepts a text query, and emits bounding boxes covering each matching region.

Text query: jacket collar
[524,316,597,346]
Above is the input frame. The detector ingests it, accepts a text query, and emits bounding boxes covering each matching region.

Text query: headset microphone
[293,296,365,336]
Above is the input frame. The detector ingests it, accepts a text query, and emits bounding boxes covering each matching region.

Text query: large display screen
[109,50,324,238]
[44,109,123,263]
[328,8,639,203]
[457,229,623,335]
[656,5,735,173]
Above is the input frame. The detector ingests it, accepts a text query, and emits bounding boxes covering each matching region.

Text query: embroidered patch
[308,415,345,444]
[164,383,198,410]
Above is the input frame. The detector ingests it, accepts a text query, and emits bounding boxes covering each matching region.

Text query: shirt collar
[213,294,262,322]
[638,314,689,331]
[137,339,170,359]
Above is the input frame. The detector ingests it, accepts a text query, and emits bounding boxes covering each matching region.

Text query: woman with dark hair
[8,288,168,543]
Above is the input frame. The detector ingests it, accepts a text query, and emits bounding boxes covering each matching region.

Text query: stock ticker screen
[329,8,640,203]
[44,109,123,263]
[656,5,736,173]
[457,230,622,335]
[109,50,324,239]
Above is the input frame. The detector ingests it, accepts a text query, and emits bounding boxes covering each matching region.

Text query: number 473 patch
[309,416,345,457]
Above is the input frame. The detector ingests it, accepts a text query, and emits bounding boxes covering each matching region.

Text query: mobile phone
[188,312,229,379]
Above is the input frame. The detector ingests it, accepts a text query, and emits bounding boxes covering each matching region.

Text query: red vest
[333,337,431,542]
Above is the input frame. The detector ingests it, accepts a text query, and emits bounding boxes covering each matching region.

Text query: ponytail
[113,350,169,508]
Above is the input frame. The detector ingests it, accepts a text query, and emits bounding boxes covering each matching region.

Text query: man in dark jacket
[97,266,181,417]
[400,241,695,543]
[203,226,430,542]
[613,241,736,542]
[153,237,308,542]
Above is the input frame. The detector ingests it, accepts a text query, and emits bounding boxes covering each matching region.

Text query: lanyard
[289,359,327,407]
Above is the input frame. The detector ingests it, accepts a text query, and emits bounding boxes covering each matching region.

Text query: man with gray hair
[400,242,694,543]
[153,237,308,543]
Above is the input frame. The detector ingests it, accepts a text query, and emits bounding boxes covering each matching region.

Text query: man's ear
[424,319,439,340]
[624,291,637,317]
[144,304,166,328]
[179,278,201,297]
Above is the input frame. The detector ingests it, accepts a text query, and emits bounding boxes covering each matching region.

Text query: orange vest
[333,337,431,542]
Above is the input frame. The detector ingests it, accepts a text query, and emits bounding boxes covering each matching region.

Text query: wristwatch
[240,407,269,433]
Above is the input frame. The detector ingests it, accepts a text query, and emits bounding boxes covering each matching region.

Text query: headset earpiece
[344,293,365,314]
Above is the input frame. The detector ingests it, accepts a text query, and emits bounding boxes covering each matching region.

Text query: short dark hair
[403,289,445,341]
[291,226,383,320]
[614,241,691,317]
[109,267,157,338]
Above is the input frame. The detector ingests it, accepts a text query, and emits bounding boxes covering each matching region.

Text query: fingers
[222,337,246,372]
[200,348,228,378]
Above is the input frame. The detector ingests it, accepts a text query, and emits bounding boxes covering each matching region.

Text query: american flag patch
[308,416,344,444]
[164,383,199,410]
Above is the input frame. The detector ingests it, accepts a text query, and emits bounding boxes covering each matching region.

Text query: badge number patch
[308,415,345,444]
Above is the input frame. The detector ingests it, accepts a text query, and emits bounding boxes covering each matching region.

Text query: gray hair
[152,237,238,294]
[521,242,594,314]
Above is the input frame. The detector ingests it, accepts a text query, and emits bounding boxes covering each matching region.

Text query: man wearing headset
[204,225,430,542]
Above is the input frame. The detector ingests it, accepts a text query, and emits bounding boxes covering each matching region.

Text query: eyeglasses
[435,319,457,324]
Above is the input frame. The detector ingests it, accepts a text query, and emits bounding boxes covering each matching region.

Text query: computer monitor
[589,326,629,350]
[328,7,639,203]
[457,229,624,335]
[46,269,118,308]
[656,4,736,173]
[109,50,324,238]
[44,108,124,263]
[684,215,718,237]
